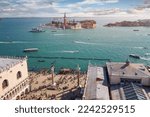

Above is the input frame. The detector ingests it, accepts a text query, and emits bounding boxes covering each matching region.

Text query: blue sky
[0,0,150,18]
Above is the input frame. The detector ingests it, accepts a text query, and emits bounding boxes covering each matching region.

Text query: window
[135,72,138,75]
[17,71,22,79]
[2,79,9,89]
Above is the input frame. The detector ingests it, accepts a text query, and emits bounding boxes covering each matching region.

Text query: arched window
[17,71,22,79]
[2,79,9,89]
[25,88,29,94]
[12,91,15,96]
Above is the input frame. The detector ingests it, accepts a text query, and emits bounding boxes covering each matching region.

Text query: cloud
[83,0,119,4]
[144,0,150,4]
[135,0,150,9]
[127,8,144,14]
[0,0,150,19]
[0,8,16,13]
[87,8,122,15]
[125,0,150,19]
[66,0,119,8]
[0,0,61,17]
[0,0,120,17]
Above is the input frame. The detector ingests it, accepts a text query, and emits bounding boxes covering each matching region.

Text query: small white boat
[29,28,45,33]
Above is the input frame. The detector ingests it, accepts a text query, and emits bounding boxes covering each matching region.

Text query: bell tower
[63,13,67,29]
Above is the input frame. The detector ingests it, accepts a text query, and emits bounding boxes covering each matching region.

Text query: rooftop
[0,56,27,73]
[83,65,109,100]
[106,62,150,78]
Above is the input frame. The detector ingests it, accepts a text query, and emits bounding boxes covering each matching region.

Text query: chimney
[126,59,130,66]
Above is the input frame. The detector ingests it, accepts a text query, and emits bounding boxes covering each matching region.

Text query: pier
[28,56,111,61]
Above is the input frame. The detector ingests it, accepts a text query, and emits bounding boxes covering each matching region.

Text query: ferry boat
[129,54,140,59]
[29,28,45,33]
[23,48,38,52]
[37,60,45,62]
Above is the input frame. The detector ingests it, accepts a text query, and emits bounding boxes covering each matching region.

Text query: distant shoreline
[104,19,150,27]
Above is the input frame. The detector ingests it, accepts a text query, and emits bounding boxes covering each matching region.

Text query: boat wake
[61,50,79,53]
[74,41,99,45]
[53,34,71,36]
[140,57,150,61]
[0,41,31,44]
[0,41,12,44]
[13,41,32,43]
[133,46,148,49]
[145,53,150,56]
[49,50,79,54]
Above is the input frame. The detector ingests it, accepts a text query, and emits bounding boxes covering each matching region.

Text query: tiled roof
[122,83,147,100]
[106,62,150,78]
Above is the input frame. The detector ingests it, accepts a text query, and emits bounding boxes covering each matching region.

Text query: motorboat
[133,29,139,31]
[23,48,38,52]
[29,28,45,33]
[38,60,45,62]
[129,54,140,59]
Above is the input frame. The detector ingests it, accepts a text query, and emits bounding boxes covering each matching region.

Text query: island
[44,13,96,30]
[104,19,150,27]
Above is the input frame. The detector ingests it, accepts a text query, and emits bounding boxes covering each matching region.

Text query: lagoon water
[0,18,150,71]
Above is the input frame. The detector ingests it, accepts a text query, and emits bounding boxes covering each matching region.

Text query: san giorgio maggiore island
[1,14,150,100]
[44,13,96,30]
[28,13,96,33]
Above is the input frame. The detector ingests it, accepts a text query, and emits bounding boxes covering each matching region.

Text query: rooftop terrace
[83,65,109,100]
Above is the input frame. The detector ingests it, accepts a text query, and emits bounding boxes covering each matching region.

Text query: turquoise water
[0,18,150,71]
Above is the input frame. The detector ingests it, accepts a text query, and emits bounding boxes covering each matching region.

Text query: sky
[0,0,150,19]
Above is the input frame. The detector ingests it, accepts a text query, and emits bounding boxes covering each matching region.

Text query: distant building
[83,64,109,100]
[106,61,150,86]
[0,56,29,100]
[70,22,82,29]
[80,20,96,29]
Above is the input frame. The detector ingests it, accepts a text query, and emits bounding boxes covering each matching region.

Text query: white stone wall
[109,75,120,84]
[0,59,28,98]
[141,77,150,86]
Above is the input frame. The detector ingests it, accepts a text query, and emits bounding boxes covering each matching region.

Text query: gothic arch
[2,79,9,89]
[17,71,22,79]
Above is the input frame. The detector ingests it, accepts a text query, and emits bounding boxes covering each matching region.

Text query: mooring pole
[77,64,81,86]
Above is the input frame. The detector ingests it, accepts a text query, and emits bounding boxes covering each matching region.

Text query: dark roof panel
[122,83,147,100]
